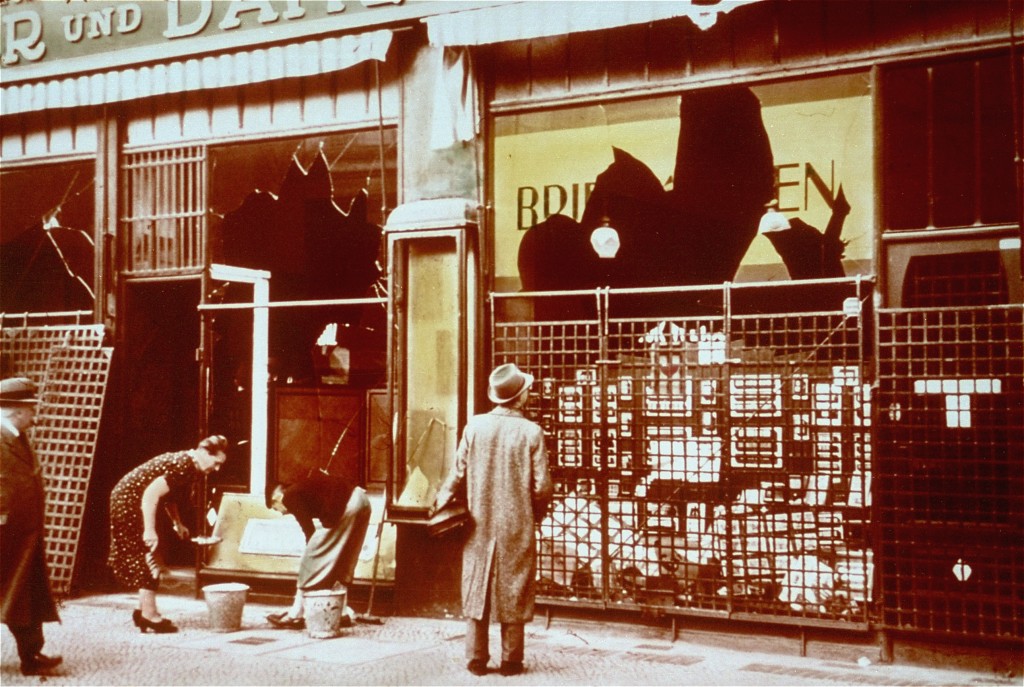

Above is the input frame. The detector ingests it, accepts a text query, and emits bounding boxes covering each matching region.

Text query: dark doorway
[119,278,202,566]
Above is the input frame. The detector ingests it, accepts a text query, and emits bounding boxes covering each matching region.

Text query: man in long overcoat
[433,363,553,677]
[1,377,62,676]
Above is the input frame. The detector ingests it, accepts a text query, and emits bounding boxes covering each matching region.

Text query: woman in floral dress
[108,435,228,633]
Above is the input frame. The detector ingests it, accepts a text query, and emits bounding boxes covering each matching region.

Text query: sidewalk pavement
[1,590,1017,686]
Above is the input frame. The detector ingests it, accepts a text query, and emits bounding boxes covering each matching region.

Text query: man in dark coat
[1,377,62,676]
[432,363,553,677]
[263,472,371,629]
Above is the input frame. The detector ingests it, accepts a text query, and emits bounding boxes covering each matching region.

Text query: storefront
[2,0,1022,647]
[413,0,1023,645]
[0,0,462,596]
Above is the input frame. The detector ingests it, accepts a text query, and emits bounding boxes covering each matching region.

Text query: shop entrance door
[118,277,201,566]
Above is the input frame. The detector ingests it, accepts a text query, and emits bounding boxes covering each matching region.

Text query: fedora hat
[0,377,40,405]
[487,363,534,405]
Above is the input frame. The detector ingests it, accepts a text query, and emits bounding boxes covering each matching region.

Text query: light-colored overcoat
[436,406,552,623]
[1,423,59,627]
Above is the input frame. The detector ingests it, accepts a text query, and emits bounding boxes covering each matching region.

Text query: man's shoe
[20,653,62,676]
[467,659,488,676]
[266,612,305,630]
[499,660,524,676]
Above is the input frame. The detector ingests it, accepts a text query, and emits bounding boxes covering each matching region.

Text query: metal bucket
[202,582,249,632]
[303,589,347,638]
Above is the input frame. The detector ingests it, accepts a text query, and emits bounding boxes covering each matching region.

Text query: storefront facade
[2,0,1022,649]
[413,0,1023,647]
[1,0,449,594]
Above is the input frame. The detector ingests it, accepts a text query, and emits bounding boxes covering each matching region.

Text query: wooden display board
[272,387,364,487]
[205,491,396,583]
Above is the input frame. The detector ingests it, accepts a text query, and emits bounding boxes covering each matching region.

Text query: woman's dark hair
[198,434,228,454]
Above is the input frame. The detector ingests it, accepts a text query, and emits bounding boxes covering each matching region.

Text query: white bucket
[303,589,348,639]
[202,582,249,632]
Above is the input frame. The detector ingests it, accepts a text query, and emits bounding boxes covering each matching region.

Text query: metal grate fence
[1,320,112,595]
[492,279,874,628]
[876,304,1023,639]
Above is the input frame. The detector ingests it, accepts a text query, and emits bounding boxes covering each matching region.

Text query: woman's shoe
[132,609,142,628]
[136,614,178,633]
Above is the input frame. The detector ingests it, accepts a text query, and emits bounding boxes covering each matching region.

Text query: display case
[384,199,479,524]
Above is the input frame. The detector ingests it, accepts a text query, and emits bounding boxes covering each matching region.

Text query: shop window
[209,130,396,230]
[492,73,873,294]
[207,129,396,385]
[1,161,95,314]
[386,226,476,517]
[881,52,1019,232]
[204,130,396,489]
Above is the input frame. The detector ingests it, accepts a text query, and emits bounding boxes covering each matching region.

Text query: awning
[423,0,759,47]
[0,29,392,117]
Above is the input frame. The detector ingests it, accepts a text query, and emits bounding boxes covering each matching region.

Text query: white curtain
[429,46,479,150]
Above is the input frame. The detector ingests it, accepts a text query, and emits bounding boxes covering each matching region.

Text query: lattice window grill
[876,304,1024,639]
[120,146,207,276]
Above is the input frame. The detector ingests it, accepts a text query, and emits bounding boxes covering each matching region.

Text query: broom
[357,486,387,625]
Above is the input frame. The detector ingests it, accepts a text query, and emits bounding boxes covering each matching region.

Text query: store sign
[0,0,463,76]
[493,74,873,285]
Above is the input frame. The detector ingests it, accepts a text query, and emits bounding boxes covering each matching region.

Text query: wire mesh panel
[876,305,1023,639]
[603,298,731,614]
[1,320,104,383]
[492,280,874,627]
[606,283,873,624]
[34,344,113,595]
[1,321,112,596]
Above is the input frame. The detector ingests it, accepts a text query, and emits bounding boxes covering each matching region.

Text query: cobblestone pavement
[0,592,1015,686]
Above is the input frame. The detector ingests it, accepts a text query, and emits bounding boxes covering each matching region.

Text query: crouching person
[265,473,371,629]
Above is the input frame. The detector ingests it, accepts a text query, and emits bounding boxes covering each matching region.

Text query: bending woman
[108,435,228,633]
